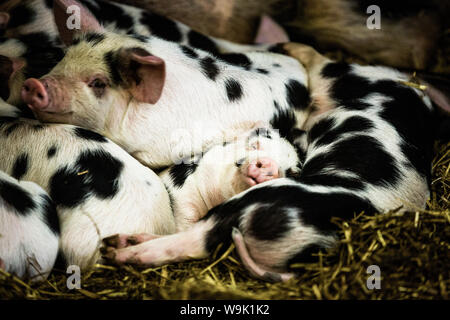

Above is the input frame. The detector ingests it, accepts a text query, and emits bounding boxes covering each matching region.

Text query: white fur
[160,126,300,231]
[0,170,59,282]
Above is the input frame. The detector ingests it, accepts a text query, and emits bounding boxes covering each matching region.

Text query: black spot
[47,146,58,159]
[81,0,134,31]
[12,153,29,180]
[330,74,373,104]
[49,150,123,208]
[140,12,182,42]
[299,173,365,190]
[200,57,220,81]
[321,62,351,79]
[248,205,292,241]
[273,63,281,68]
[41,194,60,235]
[74,127,108,143]
[18,33,65,79]
[285,79,310,110]
[313,116,374,147]
[303,135,401,186]
[256,68,269,75]
[83,32,105,46]
[270,101,297,140]
[187,30,219,55]
[376,82,434,182]
[224,79,243,102]
[203,185,375,256]
[7,3,36,28]
[169,162,198,188]
[341,100,372,111]
[267,43,287,54]
[307,117,335,145]
[0,179,36,215]
[218,53,252,70]
[104,50,122,86]
[180,45,198,59]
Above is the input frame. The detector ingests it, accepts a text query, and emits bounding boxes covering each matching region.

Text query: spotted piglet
[101,44,446,281]
[159,125,301,232]
[0,170,59,282]
[0,97,175,271]
[22,0,310,169]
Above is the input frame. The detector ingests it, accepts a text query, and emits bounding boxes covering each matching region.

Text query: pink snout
[245,157,279,187]
[21,78,49,110]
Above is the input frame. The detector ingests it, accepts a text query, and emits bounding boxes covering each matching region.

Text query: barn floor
[0,141,448,300]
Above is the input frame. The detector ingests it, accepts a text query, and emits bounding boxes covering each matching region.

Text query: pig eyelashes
[88,77,108,98]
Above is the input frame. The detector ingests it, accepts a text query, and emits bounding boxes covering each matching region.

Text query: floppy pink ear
[254,15,289,44]
[416,72,450,115]
[53,0,104,46]
[126,48,166,104]
[0,12,10,29]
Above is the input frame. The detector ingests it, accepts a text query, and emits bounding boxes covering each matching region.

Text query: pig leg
[100,178,345,282]
[102,233,162,249]
[101,220,214,266]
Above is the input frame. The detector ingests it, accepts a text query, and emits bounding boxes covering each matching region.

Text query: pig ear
[0,55,25,101]
[254,15,290,44]
[416,72,450,115]
[120,48,166,104]
[53,0,104,46]
[0,12,9,29]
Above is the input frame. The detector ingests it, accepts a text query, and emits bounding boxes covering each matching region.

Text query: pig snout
[21,78,49,110]
[244,157,279,186]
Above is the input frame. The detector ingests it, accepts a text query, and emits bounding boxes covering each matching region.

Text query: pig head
[21,0,167,133]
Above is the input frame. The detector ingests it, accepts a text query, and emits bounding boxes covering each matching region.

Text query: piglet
[0,169,59,282]
[22,0,310,169]
[159,125,301,232]
[0,96,175,270]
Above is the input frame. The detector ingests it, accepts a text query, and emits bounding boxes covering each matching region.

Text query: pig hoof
[102,234,121,248]
[102,233,160,249]
[124,233,162,246]
[243,157,279,186]
[100,246,116,260]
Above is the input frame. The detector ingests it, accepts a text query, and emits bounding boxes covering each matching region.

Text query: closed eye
[88,77,108,97]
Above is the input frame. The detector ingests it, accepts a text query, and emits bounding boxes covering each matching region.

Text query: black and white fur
[0,99,175,271]
[0,169,59,282]
[102,48,438,281]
